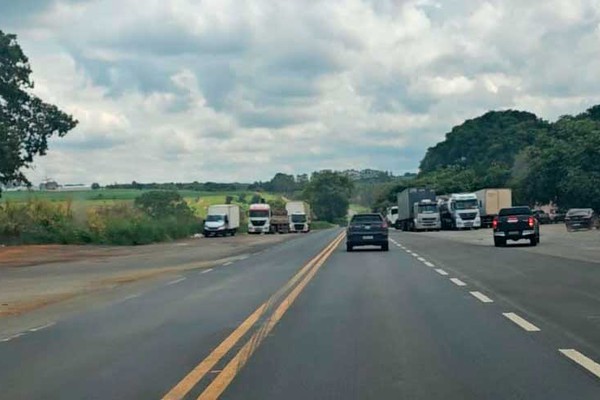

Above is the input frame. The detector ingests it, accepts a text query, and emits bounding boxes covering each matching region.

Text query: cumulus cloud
[2,0,600,184]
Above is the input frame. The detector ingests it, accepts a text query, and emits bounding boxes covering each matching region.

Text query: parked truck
[386,206,399,229]
[397,188,441,231]
[286,201,311,233]
[247,203,271,234]
[439,193,481,230]
[475,188,512,228]
[204,204,240,237]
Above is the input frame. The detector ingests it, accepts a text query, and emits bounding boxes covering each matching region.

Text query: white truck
[286,201,311,233]
[203,204,240,237]
[386,206,399,229]
[439,193,482,230]
[397,188,441,231]
[475,188,512,228]
[247,203,272,234]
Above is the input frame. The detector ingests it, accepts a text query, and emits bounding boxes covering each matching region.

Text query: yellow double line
[162,232,345,400]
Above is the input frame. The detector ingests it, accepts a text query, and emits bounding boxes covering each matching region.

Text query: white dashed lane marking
[470,291,494,303]
[559,349,600,379]
[223,261,233,266]
[435,269,449,276]
[200,268,213,274]
[450,278,467,287]
[166,277,186,286]
[503,312,540,332]
[424,261,435,267]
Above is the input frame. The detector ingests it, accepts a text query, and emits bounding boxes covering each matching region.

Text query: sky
[2,0,600,184]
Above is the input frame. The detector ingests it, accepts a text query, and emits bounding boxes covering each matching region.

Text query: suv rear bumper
[494,230,536,239]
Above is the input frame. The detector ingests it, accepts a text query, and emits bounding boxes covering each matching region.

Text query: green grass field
[1,189,282,218]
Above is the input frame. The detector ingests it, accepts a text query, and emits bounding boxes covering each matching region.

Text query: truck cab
[440,193,482,229]
[248,204,271,234]
[286,201,311,233]
[412,200,441,231]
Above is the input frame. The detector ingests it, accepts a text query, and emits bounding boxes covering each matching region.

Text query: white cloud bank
[2,0,600,183]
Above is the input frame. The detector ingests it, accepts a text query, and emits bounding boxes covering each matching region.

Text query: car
[565,208,600,231]
[493,206,540,247]
[533,209,551,224]
[346,213,389,252]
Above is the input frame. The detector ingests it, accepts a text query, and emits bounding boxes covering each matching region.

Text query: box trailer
[397,188,441,231]
[204,204,240,237]
[475,188,512,228]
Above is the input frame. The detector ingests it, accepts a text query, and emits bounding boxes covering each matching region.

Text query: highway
[2,228,600,399]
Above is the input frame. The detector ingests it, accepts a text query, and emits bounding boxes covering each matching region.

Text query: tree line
[374,106,600,212]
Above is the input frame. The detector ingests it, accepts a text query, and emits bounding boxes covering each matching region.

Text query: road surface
[2,228,600,399]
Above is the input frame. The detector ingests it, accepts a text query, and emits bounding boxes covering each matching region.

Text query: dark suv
[346,213,389,252]
[493,206,540,247]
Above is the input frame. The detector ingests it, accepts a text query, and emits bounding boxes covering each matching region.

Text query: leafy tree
[134,191,194,219]
[91,183,100,190]
[0,31,77,192]
[303,170,354,222]
[267,173,296,194]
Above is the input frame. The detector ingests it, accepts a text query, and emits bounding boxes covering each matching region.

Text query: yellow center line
[161,232,345,400]
[197,234,345,400]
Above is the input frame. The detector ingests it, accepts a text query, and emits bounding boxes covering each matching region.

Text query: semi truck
[439,193,482,230]
[286,201,311,233]
[203,204,240,237]
[247,203,290,234]
[475,188,512,228]
[397,188,441,231]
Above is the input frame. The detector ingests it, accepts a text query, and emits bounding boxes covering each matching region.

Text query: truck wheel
[346,244,353,252]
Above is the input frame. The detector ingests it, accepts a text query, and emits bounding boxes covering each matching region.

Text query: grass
[349,203,371,214]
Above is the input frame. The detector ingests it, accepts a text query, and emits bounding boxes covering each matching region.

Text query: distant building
[39,180,60,191]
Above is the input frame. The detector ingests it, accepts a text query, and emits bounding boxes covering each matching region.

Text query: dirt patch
[0,293,79,317]
[0,244,132,268]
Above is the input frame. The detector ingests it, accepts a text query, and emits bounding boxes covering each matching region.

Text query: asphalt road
[2,228,600,399]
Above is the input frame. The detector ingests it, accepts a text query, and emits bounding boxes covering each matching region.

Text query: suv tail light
[492,217,498,229]
[382,221,388,229]
[528,216,535,228]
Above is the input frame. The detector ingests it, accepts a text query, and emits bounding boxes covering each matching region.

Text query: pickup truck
[493,206,540,247]
[346,213,389,252]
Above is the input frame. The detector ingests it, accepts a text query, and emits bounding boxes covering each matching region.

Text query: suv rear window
[499,207,531,216]
[351,214,383,223]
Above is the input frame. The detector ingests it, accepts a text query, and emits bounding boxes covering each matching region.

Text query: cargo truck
[397,188,441,231]
[286,201,311,233]
[204,204,240,237]
[475,188,512,228]
[439,193,481,229]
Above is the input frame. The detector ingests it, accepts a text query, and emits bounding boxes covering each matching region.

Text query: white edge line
[435,269,449,276]
[29,322,56,332]
[200,268,213,274]
[450,278,467,286]
[1,332,25,342]
[559,349,600,378]
[166,277,186,285]
[424,261,435,267]
[122,294,141,302]
[470,291,494,303]
[223,261,233,266]
[502,313,540,332]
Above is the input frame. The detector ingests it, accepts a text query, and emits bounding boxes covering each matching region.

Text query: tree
[134,191,193,219]
[266,173,296,194]
[303,170,354,223]
[91,183,100,190]
[0,31,77,192]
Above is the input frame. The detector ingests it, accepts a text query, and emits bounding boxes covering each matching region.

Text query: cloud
[2,0,600,184]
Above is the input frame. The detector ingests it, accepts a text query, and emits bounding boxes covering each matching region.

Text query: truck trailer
[204,204,240,237]
[397,188,441,231]
[475,188,512,228]
[286,201,311,233]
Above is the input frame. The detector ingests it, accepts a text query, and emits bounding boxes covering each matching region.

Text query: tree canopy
[0,31,78,190]
[303,170,354,223]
